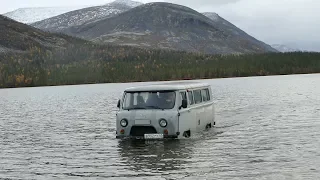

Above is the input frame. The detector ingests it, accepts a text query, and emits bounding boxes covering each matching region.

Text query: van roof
[124,81,210,92]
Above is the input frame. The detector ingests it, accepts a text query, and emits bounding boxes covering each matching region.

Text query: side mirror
[181,99,188,109]
[117,99,120,108]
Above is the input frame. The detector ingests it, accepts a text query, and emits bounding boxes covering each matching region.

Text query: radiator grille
[130,126,157,136]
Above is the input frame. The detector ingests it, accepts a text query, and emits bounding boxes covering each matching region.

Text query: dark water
[1,74,320,180]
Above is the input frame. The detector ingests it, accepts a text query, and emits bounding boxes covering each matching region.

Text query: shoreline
[1,72,319,90]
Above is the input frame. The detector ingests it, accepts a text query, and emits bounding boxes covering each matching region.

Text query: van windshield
[123,91,176,110]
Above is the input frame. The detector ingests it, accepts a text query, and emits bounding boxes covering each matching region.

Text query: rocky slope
[31,0,143,32]
[3,6,86,24]
[202,12,276,53]
[0,15,85,53]
[62,2,277,54]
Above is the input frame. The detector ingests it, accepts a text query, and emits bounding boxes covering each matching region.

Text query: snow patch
[106,31,149,36]
[3,6,87,24]
[203,12,220,22]
[110,0,143,7]
[36,6,123,30]
[32,1,144,31]
[271,44,300,52]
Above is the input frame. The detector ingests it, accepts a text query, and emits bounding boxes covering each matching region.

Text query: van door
[177,91,194,138]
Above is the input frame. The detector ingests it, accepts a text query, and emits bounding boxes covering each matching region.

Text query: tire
[183,130,191,138]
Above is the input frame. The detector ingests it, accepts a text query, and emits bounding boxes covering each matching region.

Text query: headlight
[159,119,167,127]
[120,119,128,127]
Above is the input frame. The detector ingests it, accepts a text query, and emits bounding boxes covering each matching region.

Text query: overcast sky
[1,0,319,51]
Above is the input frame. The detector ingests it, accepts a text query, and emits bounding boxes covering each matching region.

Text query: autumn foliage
[1,43,320,88]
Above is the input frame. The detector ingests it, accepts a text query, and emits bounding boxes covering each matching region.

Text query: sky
[1,0,320,51]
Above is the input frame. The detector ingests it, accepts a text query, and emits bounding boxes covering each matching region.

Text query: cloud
[1,0,319,51]
[140,0,320,50]
[201,0,320,50]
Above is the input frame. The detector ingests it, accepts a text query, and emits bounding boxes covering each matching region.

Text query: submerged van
[116,82,215,139]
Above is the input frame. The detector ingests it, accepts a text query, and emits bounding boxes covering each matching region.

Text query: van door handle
[188,110,191,112]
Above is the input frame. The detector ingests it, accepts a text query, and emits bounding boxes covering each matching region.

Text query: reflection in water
[117,139,192,174]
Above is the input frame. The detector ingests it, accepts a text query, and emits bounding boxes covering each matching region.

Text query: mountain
[61,2,277,54]
[3,6,87,24]
[31,0,143,32]
[0,15,85,54]
[0,16,318,88]
[271,44,300,52]
[202,12,276,52]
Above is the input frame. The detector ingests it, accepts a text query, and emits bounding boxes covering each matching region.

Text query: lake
[0,74,319,179]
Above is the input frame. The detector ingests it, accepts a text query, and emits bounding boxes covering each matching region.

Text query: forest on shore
[1,43,320,88]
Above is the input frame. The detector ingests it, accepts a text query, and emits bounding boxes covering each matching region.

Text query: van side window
[180,92,187,101]
[201,89,207,101]
[188,91,194,105]
[206,89,211,101]
[193,90,202,104]
[201,89,210,101]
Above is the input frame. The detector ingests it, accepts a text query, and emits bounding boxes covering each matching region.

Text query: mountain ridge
[202,12,276,52]
[3,6,88,24]
[62,2,277,54]
[4,1,278,55]
[0,15,85,54]
[31,0,143,32]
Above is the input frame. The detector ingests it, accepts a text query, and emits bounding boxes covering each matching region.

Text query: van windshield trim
[122,91,176,110]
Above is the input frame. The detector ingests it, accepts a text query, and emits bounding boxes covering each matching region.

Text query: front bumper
[116,135,178,140]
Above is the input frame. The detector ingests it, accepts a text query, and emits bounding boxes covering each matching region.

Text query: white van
[116,82,215,139]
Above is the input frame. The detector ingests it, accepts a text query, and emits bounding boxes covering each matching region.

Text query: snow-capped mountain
[3,6,87,24]
[61,2,277,54]
[271,44,300,52]
[31,0,143,32]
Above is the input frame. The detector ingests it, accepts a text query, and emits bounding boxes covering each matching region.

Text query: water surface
[1,74,320,179]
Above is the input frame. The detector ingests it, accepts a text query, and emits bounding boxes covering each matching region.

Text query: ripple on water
[0,74,320,179]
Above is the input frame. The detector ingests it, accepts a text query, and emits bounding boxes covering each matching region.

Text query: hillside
[3,6,86,24]
[0,15,86,53]
[1,8,318,89]
[31,0,143,32]
[62,2,277,54]
[202,12,275,51]
[0,16,319,88]
[1,42,319,88]
[202,12,249,37]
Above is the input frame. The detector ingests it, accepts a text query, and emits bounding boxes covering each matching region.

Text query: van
[116,82,215,139]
